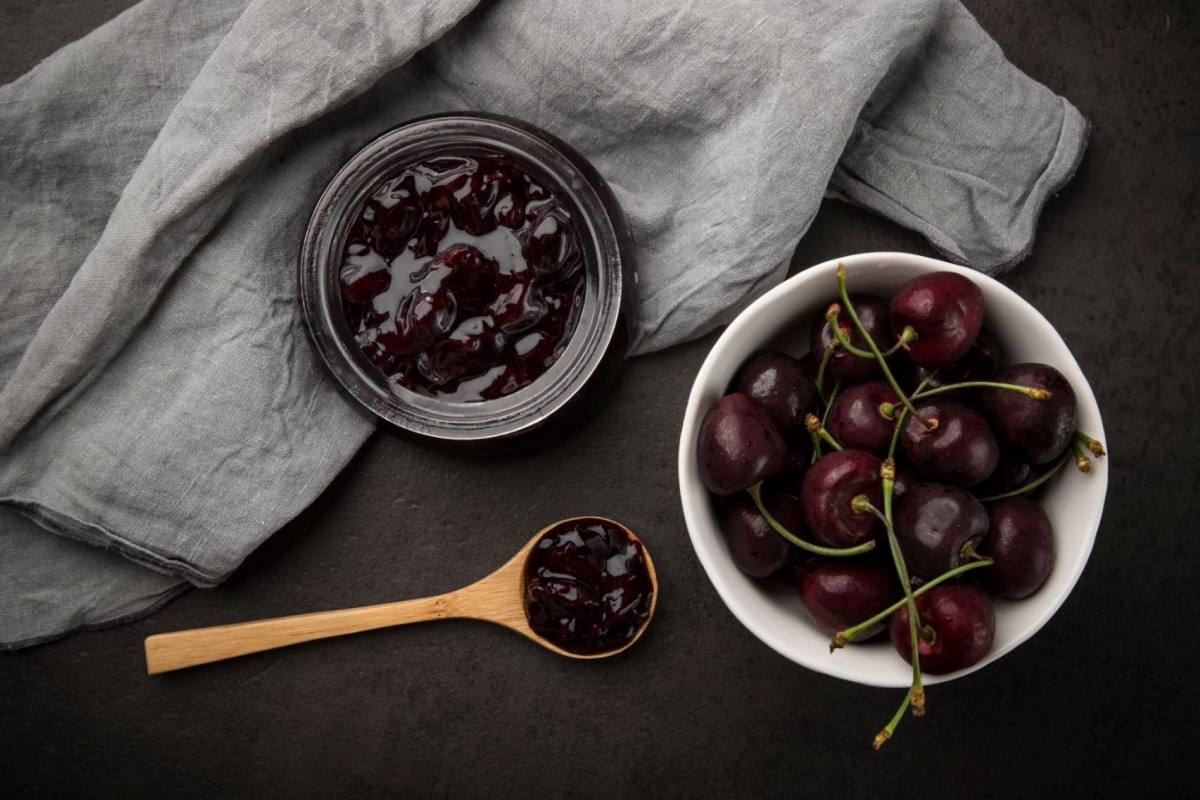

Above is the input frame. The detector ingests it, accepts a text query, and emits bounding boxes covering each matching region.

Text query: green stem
[814,342,836,407]
[1072,442,1092,473]
[805,413,843,452]
[834,264,932,430]
[855,461,925,715]
[811,383,842,463]
[888,405,909,462]
[976,448,1072,501]
[747,483,875,557]
[831,558,993,649]
[824,306,876,359]
[880,325,919,358]
[873,687,912,751]
[1075,430,1107,458]
[912,381,1050,401]
[821,381,841,426]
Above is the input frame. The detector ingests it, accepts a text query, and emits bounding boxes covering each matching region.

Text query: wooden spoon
[144,516,657,674]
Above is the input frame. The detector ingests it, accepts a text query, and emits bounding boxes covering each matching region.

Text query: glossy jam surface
[523,518,654,655]
[339,152,586,401]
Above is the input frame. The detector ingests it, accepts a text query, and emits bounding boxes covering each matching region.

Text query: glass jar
[298,113,636,449]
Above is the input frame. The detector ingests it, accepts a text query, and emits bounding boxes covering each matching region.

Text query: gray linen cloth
[0,0,1087,648]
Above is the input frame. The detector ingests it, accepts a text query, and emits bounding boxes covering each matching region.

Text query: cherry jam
[339,152,586,402]
[523,518,655,656]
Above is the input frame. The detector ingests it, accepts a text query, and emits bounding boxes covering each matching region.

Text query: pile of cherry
[696,264,1105,748]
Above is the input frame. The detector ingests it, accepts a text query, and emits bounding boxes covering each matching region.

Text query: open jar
[299,113,636,449]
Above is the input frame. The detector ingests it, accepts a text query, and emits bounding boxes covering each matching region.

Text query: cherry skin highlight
[799,559,901,640]
[889,582,996,675]
[800,449,884,549]
[892,482,989,580]
[900,399,1000,487]
[978,497,1055,599]
[733,352,818,445]
[719,489,802,578]
[889,271,984,368]
[697,393,787,496]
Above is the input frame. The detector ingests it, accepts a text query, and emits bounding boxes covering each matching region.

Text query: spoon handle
[144,594,457,674]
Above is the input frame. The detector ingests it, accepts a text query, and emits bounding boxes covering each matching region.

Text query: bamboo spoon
[144,516,657,674]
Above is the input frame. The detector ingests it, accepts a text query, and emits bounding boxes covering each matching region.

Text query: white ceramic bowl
[678,252,1108,687]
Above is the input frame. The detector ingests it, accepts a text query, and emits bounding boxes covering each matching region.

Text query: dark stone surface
[2,1,1197,797]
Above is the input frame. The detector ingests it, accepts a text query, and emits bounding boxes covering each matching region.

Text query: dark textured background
[2,1,1197,797]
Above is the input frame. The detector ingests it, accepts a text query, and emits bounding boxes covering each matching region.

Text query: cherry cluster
[696,264,1105,748]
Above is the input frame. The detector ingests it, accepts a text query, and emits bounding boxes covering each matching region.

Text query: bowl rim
[677,251,1109,687]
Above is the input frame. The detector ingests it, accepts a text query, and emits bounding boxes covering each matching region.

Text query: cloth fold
[0,0,1087,648]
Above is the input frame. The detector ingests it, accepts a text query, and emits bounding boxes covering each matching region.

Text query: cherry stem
[913,381,1050,401]
[976,448,1071,501]
[830,557,993,650]
[873,687,912,750]
[822,382,841,426]
[1075,430,1106,457]
[813,384,842,462]
[815,340,836,406]
[834,263,934,430]
[888,405,909,461]
[805,413,843,452]
[747,483,875,557]
[824,306,876,359]
[880,325,919,357]
[853,459,925,715]
[1072,443,1092,473]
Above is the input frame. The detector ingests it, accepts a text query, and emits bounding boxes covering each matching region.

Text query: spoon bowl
[144,516,657,674]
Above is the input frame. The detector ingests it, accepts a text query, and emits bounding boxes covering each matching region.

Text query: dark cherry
[901,399,999,486]
[826,380,899,457]
[978,497,1055,598]
[799,559,901,640]
[523,518,654,656]
[796,351,820,384]
[892,483,989,579]
[733,352,819,444]
[809,294,893,384]
[800,449,884,548]
[777,554,820,592]
[718,489,803,578]
[763,445,809,497]
[891,461,920,499]
[978,455,1033,497]
[697,393,787,496]
[979,363,1077,465]
[906,327,1001,397]
[890,271,984,368]
[889,583,995,675]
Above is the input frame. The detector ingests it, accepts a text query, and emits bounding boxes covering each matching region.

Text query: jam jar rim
[299,112,631,443]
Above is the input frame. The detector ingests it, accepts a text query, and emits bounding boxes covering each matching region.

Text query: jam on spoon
[523,517,656,656]
[339,152,587,402]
